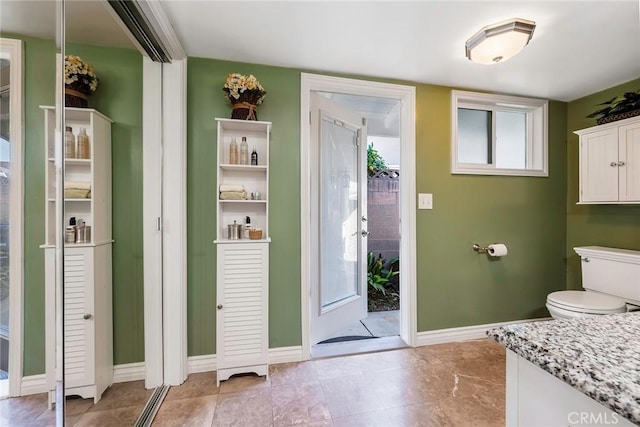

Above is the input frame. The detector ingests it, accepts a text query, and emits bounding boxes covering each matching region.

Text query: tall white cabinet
[576,116,640,204]
[41,106,114,404]
[214,118,270,386]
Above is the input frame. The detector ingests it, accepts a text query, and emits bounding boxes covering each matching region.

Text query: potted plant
[64,55,98,108]
[223,73,266,120]
[587,90,640,125]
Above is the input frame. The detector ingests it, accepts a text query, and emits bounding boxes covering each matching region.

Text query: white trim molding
[268,346,304,365]
[142,57,164,390]
[0,37,24,398]
[113,362,146,383]
[20,374,46,396]
[300,73,417,360]
[187,355,217,374]
[416,318,551,347]
[161,58,188,386]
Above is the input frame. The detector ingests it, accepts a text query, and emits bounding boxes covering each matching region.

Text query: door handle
[610,162,618,167]
[361,230,370,237]
[618,161,625,167]
[217,304,223,310]
[83,314,92,320]
[361,216,367,222]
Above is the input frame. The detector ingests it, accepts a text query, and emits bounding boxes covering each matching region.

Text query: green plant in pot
[587,90,640,124]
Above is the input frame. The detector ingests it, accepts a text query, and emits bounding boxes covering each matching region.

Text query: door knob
[361,230,370,237]
[83,314,92,320]
[610,162,618,167]
[361,216,367,222]
[217,304,223,310]
[583,258,590,263]
[618,161,625,167]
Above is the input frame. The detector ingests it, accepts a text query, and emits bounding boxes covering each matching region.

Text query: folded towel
[65,189,91,199]
[219,184,245,193]
[64,181,91,190]
[220,191,247,200]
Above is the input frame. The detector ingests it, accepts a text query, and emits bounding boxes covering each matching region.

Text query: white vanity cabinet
[576,116,640,204]
[214,118,270,385]
[41,106,114,404]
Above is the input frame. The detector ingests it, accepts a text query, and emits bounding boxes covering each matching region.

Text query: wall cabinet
[214,118,270,385]
[576,116,640,204]
[41,107,114,403]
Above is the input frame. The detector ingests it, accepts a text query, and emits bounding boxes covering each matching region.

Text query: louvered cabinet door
[64,248,95,388]
[216,243,269,384]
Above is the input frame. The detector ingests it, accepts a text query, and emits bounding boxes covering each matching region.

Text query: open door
[310,93,368,345]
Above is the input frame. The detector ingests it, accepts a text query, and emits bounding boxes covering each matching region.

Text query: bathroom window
[451,90,548,176]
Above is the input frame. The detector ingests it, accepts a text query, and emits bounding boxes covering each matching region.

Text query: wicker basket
[249,228,263,240]
[65,84,89,108]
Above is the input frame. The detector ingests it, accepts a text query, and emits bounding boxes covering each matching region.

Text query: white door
[310,93,368,345]
[580,128,619,202]
[618,122,640,202]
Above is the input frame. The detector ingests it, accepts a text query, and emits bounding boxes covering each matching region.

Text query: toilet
[546,246,640,320]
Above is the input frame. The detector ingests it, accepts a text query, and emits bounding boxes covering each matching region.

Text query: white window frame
[451,90,548,177]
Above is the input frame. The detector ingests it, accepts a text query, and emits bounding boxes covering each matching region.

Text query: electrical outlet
[418,193,433,210]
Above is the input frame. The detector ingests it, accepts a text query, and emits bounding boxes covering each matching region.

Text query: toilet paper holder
[472,243,489,254]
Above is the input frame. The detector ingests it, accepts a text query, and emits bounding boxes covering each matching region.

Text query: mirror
[0,0,149,424]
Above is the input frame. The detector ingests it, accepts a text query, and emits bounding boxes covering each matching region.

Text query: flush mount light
[465,18,536,65]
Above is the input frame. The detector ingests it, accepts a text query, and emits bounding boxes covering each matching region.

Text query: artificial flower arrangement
[223,73,266,120]
[64,55,98,107]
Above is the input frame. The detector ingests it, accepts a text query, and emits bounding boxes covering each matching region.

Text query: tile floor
[0,339,505,426]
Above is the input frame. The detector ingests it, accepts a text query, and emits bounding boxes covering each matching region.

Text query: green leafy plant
[367,143,387,176]
[587,90,640,121]
[367,251,399,295]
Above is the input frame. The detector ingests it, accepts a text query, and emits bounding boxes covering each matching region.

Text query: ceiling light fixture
[465,18,536,65]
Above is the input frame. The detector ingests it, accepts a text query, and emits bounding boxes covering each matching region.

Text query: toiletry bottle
[77,219,86,243]
[77,128,90,159]
[244,216,251,239]
[240,136,248,165]
[229,137,238,164]
[66,217,77,243]
[251,146,258,165]
[65,126,76,158]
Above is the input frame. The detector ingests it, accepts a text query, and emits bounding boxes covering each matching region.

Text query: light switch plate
[418,193,433,210]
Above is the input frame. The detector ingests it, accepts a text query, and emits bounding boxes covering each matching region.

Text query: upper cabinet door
[580,128,619,202]
[618,122,640,202]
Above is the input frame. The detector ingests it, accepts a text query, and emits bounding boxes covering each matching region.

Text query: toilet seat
[547,291,627,315]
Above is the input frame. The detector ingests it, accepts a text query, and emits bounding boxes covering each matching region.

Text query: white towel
[219,184,245,192]
[64,181,91,190]
[220,191,247,200]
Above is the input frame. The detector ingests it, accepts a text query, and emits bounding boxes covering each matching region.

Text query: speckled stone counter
[488,312,640,425]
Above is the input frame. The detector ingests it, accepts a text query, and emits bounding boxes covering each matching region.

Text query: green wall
[187,57,568,355]
[565,78,640,290]
[7,35,144,375]
[65,44,144,365]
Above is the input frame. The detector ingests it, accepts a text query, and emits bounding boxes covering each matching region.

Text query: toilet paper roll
[488,243,508,257]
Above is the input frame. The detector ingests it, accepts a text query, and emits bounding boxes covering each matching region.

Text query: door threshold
[311,335,407,359]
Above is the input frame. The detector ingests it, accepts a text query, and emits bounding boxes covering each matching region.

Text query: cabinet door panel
[618,123,640,202]
[580,129,619,202]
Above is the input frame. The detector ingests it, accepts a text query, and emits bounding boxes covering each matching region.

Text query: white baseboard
[20,374,47,396]
[416,317,551,347]
[268,346,303,364]
[187,354,216,374]
[113,361,146,383]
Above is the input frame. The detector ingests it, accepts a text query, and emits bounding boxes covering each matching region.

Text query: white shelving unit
[576,115,640,204]
[214,118,270,385]
[40,106,114,404]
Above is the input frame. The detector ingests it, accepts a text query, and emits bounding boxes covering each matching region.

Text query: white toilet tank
[574,246,640,306]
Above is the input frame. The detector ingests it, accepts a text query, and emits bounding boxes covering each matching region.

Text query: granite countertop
[488,312,640,425]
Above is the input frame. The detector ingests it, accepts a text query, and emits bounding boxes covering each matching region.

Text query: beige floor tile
[164,371,219,401]
[271,381,331,426]
[0,393,49,426]
[332,409,392,427]
[385,403,448,427]
[433,394,504,427]
[74,405,144,427]
[218,373,270,394]
[152,395,217,427]
[269,361,318,387]
[212,388,272,426]
[320,375,383,418]
[88,380,153,412]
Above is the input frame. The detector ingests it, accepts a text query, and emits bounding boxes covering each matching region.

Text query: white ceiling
[1,1,638,102]
[161,0,640,102]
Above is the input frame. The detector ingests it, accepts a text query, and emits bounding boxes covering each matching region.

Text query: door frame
[300,73,417,359]
[0,37,24,397]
